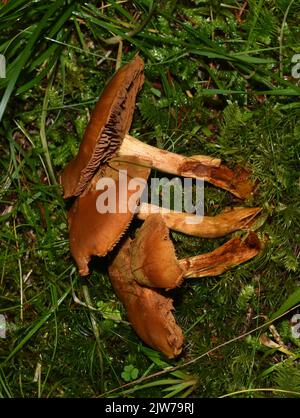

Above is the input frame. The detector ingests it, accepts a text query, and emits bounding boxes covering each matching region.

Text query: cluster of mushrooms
[60,56,262,358]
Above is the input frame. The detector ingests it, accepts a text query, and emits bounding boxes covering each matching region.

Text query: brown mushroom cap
[131,213,184,289]
[61,55,145,198]
[68,156,150,276]
[131,214,261,289]
[108,237,184,358]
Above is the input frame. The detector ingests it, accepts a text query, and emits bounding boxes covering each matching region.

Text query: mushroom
[61,55,145,198]
[108,237,184,358]
[68,155,260,276]
[131,214,261,289]
[137,203,261,238]
[61,55,254,200]
[119,135,254,199]
[68,156,150,276]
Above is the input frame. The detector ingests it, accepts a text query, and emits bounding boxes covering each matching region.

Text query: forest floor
[0,0,300,398]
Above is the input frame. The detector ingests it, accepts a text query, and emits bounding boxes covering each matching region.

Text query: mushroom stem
[178,232,261,279]
[130,214,261,289]
[137,203,261,238]
[119,134,254,199]
[122,134,221,170]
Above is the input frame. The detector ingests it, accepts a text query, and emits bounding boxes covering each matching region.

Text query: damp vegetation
[1,0,300,398]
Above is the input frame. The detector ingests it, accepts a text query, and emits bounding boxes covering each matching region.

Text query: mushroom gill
[61,55,145,198]
[68,156,150,276]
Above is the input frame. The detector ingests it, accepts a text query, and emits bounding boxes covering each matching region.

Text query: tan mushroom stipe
[61,55,255,200]
[61,55,145,198]
[120,135,254,199]
[108,238,184,358]
[137,203,261,238]
[68,156,150,276]
[131,214,261,289]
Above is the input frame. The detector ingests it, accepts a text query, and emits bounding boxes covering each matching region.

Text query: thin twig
[219,387,300,398]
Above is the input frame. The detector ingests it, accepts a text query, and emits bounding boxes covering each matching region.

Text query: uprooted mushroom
[68,156,150,276]
[130,213,261,289]
[109,238,184,359]
[108,214,261,358]
[68,156,261,276]
[62,55,263,357]
[61,55,255,200]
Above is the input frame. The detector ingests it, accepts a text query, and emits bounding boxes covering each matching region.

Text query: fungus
[61,56,254,200]
[61,55,145,198]
[137,203,261,238]
[108,238,184,358]
[69,154,260,276]
[68,156,150,276]
[131,214,261,289]
[61,56,263,358]
[119,135,254,199]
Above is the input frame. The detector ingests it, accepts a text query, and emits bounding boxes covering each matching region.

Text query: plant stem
[82,285,104,393]
[40,68,57,185]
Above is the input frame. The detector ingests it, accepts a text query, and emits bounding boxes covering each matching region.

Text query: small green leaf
[121,364,139,382]
[131,368,139,380]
